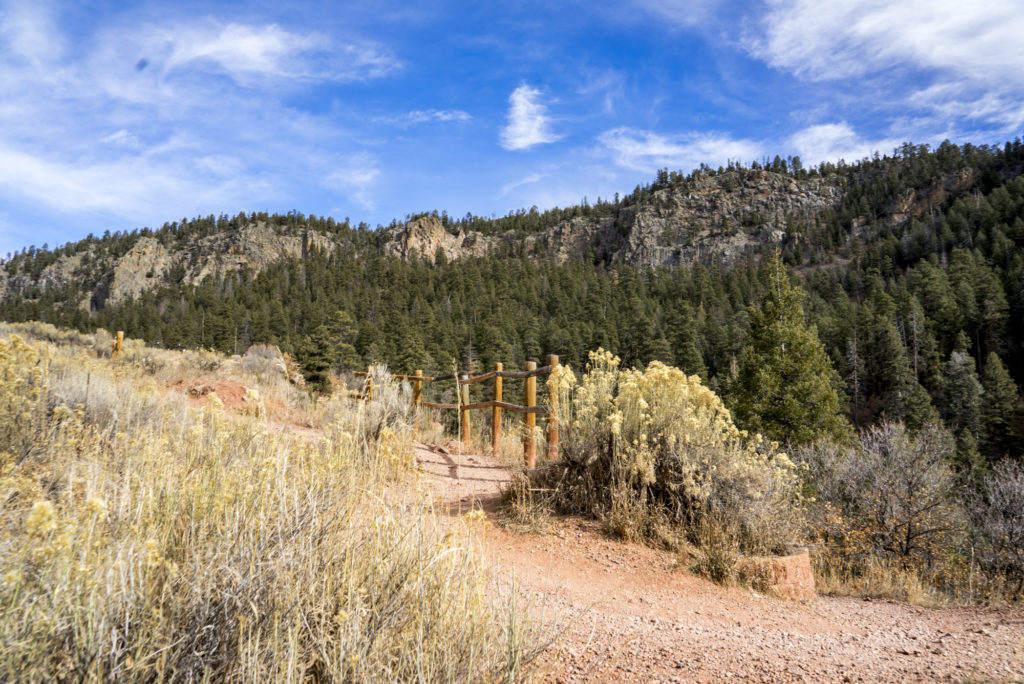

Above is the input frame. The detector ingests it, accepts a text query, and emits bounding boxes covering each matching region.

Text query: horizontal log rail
[351,355,560,468]
[460,400,548,414]
[419,401,459,410]
[354,365,553,385]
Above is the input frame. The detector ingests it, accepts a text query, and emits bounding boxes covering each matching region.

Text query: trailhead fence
[354,354,560,469]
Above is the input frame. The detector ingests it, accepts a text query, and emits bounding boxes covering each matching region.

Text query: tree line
[2,138,1023,470]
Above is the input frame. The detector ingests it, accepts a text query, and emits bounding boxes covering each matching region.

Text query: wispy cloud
[324,153,381,210]
[631,0,725,28]
[158,22,400,85]
[785,122,901,166]
[101,129,142,149]
[576,69,626,115]
[499,84,563,151]
[499,173,546,197]
[0,2,398,254]
[0,142,264,219]
[746,0,1024,130]
[600,122,902,172]
[749,1,1024,85]
[599,127,760,172]
[383,109,472,126]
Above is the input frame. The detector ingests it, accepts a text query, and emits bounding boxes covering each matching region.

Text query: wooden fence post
[524,361,537,469]
[366,366,374,401]
[546,354,559,462]
[492,362,503,455]
[459,372,471,445]
[413,369,423,440]
[112,331,124,358]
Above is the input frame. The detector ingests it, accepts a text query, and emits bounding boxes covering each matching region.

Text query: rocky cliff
[2,223,336,311]
[0,169,863,308]
[380,169,846,267]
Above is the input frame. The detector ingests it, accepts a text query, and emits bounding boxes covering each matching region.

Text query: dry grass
[811,556,951,608]
[499,472,553,536]
[0,326,542,681]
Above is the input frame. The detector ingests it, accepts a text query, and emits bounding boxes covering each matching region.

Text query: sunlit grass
[0,325,539,681]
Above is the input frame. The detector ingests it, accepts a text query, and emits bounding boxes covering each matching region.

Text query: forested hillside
[3,139,1024,463]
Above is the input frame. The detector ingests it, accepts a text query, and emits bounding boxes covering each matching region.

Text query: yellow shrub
[0,331,538,681]
[546,349,803,555]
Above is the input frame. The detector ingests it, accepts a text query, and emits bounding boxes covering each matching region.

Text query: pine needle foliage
[730,254,852,447]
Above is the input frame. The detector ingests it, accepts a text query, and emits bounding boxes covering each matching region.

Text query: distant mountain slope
[2,140,1023,455]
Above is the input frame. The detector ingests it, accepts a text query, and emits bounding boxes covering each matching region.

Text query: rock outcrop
[384,216,493,262]
[5,166,970,310]
[2,223,336,310]
[385,170,845,268]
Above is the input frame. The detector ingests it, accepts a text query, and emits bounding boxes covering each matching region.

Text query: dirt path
[413,442,1024,683]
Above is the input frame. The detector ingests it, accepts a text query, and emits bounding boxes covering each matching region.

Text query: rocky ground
[415,442,1024,683]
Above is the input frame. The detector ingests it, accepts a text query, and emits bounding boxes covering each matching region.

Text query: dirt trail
[413,442,1024,683]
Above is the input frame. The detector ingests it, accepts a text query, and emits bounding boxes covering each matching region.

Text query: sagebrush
[535,350,804,560]
[0,331,538,681]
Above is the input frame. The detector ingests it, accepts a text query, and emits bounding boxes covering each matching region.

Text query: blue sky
[1,0,1023,256]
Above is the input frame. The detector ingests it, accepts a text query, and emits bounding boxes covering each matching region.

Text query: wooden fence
[354,355,559,468]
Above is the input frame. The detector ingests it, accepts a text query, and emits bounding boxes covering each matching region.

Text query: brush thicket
[0,331,537,681]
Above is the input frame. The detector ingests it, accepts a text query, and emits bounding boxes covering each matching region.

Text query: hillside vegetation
[2,141,1023,467]
[0,322,538,681]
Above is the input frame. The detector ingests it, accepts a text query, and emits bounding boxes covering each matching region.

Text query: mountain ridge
[0,162,933,309]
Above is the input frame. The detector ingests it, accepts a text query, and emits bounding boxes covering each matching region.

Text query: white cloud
[747,1,1024,130]
[101,129,142,148]
[500,173,546,197]
[153,22,400,85]
[785,122,900,166]
[0,5,397,254]
[599,122,904,173]
[599,127,760,172]
[500,84,563,151]
[325,154,381,210]
[0,0,65,66]
[392,109,472,125]
[0,142,264,219]
[750,1,1024,84]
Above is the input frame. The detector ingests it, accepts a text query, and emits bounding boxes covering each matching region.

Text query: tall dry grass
[0,330,539,681]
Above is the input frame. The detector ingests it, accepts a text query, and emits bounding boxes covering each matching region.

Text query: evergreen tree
[730,255,852,446]
[981,352,1023,462]
[297,324,339,395]
[944,344,983,439]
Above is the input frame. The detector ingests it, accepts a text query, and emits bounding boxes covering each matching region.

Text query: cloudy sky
[1,0,1022,256]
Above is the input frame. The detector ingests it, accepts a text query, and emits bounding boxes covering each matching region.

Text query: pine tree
[944,341,983,439]
[981,352,1023,463]
[730,255,852,446]
[297,324,339,395]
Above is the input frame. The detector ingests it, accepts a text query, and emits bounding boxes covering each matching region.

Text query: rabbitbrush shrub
[0,332,539,681]
[540,349,803,557]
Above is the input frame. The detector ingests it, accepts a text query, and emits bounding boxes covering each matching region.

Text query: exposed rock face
[384,216,492,262]
[5,167,959,309]
[108,238,173,304]
[384,171,844,268]
[885,168,977,224]
[185,224,334,286]
[2,224,336,310]
[513,170,842,266]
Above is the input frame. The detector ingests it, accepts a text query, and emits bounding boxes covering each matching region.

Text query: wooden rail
[352,355,560,468]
